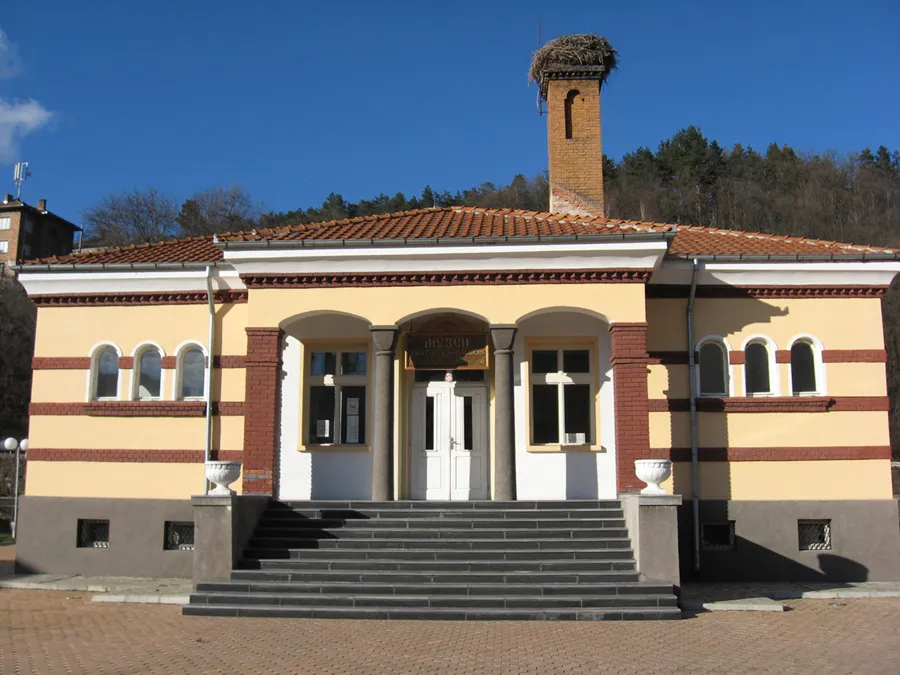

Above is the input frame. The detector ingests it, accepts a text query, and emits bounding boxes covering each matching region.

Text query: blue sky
[1,1,898,225]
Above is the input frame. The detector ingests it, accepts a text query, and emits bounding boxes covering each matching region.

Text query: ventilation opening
[165,521,195,551]
[701,521,736,551]
[798,519,831,551]
[77,519,109,549]
[564,89,580,139]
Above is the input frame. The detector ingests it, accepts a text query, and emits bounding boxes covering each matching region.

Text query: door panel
[450,387,489,500]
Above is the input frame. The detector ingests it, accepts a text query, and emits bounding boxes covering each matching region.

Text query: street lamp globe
[19,439,28,452]
[3,437,17,451]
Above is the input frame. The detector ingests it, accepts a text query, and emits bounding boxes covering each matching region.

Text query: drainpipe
[687,258,701,573]
[203,266,216,495]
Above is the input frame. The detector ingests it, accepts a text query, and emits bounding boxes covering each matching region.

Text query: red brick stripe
[118,356,134,369]
[30,290,248,307]
[29,401,246,416]
[610,323,651,493]
[241,269,653,289]
[822,349,887,363]
[728,351,745,365]
[27,448,243,462]
[31,357,92,370]
[647,446,891,462]
[647,351,693,365]
[214,355,248,368]
[648,396,888,413]
[775,350,791,364]
[646,285,887,299]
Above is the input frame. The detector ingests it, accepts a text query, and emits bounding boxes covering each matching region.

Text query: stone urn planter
[205,461,241,496]
[634,459,672,496]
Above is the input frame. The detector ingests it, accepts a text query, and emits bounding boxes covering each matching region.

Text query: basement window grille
[701,521,736,551]
[798,520,831,551]
[77,519,109,549]
[165,521,195,551]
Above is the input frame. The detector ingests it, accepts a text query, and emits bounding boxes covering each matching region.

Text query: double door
[410,381,489,500]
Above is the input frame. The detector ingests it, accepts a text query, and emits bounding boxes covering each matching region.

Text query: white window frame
[86,341,123,401]
[741,335,780,397]
[0,216,10,230]
[787,334,826,396]
[130,341,166,401]
[303,343,370,447]
[172,340,208,401]
[695,335,733,398]
[0,240,8,254]
[528,344,596,447]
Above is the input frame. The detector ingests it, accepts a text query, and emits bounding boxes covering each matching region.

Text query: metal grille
[77,519,109,549]
[798,519,831,551]
[701,521,736,551]
[165,521,195,551]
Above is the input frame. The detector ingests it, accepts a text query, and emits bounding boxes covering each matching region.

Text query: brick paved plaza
[1,590,899,674]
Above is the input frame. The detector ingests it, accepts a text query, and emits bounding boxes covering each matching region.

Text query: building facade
[0,196,79,273]
[12,70,900,583]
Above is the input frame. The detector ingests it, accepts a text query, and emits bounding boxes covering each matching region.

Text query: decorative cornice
[30,289,248,307]
[29,401,245,417]
[648,446,891,462]
[27,448,243,463]
[240,269,653,289]
[649,396,889,413]
[646,285,887,299]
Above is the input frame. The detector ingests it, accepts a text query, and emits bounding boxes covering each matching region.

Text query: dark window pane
[138,350,161,398]
[425,396,434,450]
[308,386,335,443]
[96,349,118,398]
[463,395,473,450]
[310,352,336,376]
[699,343,727,395]
[341,386,366,444]
[563,350,590,374]
[532,384,559,444]
[180,349,205,398]
[563,384,591,443]
[791,342,817,393]
[341,352,367,376]
[531,350,558,374]
[745,343,770,394]
[452,370,485,383]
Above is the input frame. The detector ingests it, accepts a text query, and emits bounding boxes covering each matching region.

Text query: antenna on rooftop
[13,161,31,200]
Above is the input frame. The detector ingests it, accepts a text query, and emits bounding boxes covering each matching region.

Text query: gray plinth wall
[192,494,270,582]
[620,493,683,588]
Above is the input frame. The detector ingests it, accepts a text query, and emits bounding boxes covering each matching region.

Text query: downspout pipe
[687,258,701,573]
[203,266,216,495]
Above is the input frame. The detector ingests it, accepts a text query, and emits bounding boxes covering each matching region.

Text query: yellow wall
[665,459,892,500]
[250,284,646,327]
[647,297,885,351]
[25,461,239,499]
[31,370,86,403]
[29,416,244,451]
[650,411,890,449]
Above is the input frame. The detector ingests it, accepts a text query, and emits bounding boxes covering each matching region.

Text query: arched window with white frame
[174,342,208,400]
[743,336,778,396]
[88,343,122,401]
[789,335,825,396]
[697,336,730,397]
[132,343,164,400]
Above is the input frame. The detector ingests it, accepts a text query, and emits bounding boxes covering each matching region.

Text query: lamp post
[3,437,27,539]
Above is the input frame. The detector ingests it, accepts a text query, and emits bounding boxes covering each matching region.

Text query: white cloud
[0,99,53,163]
[0,26,20,78]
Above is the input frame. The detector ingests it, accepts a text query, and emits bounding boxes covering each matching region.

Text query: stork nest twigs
[529,34,618,100]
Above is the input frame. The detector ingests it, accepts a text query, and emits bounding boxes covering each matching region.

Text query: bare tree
[0,276,34,441]
[177,185,258,236]
[82,188,178,247]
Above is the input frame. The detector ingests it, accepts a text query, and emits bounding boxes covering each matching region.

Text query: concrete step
[229,569,642,584]
[241,547,636,561]
[250,527,631,541]
[261,508,624,521]
[275,500,623,510]
[246,536,633,550]
[243,558,637,573]
[253,518,628,530]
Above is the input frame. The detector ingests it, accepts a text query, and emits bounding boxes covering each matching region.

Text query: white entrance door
[411,381,489,500]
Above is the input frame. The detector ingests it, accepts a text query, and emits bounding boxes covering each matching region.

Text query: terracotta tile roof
[21,206,896,267]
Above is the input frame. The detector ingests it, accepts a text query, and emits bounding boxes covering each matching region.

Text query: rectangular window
[0,240,8,254]
[798,519,831,551]
[0,216,10,230]
[701,522,736,551]
[77,519,110,549]
[164,521,195,551]
[529,346,595,446]
[305,346,368,446]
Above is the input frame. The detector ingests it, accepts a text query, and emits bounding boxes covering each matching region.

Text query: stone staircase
[184,500,681,620]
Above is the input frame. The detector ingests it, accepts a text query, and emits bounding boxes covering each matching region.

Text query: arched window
[564,89,580,139]
[698,340,728,397]
[790,338,824,395]
[744,341,773,395]
[92,347,120,400]
[178,347,206,399]
[135,347,162,399]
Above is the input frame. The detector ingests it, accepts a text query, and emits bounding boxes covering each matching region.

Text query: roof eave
[12,261,223,273]
[667,252,900,263]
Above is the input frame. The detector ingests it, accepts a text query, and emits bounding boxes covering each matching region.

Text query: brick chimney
[37,199,47,211]
[544,67,606,216]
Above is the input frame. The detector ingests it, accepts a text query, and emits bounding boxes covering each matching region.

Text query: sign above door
[405,334,489,371]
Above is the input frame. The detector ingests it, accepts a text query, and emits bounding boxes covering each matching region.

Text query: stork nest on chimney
[529,34,618,100]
